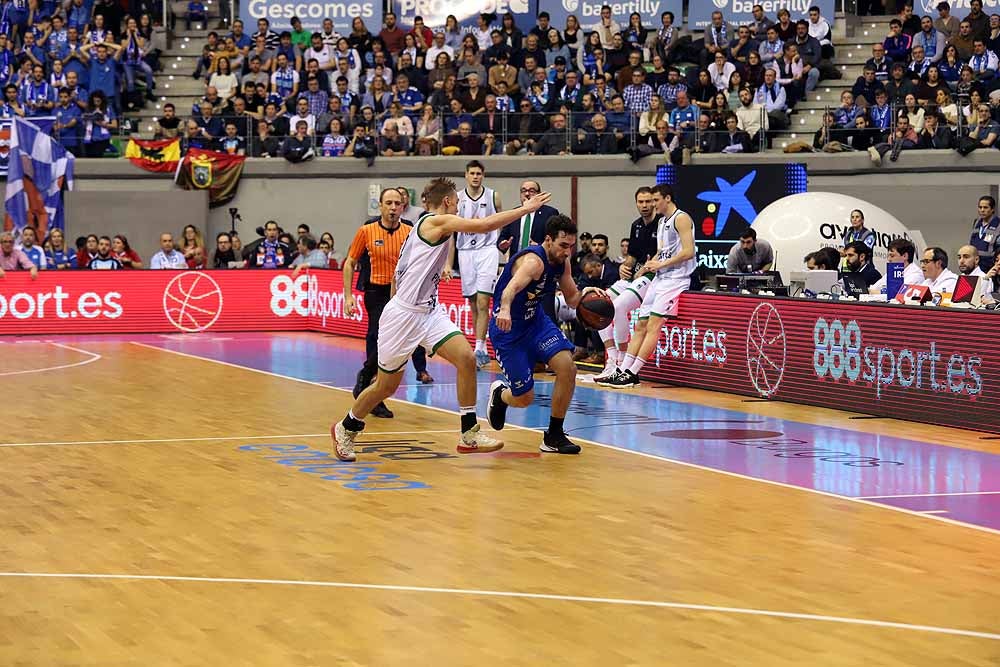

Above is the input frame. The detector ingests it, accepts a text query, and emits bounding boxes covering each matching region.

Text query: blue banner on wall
[394,0,537,31]
[240,0,382,34]
[689,0,835,30]
[540,0,682,34]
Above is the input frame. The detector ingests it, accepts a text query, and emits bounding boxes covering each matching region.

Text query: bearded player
[486,215,606,454]
[332,177,552,462]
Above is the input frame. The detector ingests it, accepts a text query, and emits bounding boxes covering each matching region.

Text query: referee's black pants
[360,284,427,384]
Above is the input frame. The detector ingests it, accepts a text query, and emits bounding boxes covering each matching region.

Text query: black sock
[548,416,565,436]
[461,412,478,433]
[343,413,365,432]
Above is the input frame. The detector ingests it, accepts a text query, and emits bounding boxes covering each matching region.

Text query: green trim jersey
[656,208,696,280]
[393,213,450,310]
[455,187,499,251]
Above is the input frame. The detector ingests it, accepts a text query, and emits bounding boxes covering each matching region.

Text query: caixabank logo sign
[812,317,983,399]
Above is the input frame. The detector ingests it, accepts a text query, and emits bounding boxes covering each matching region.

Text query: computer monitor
[789,270,840,296]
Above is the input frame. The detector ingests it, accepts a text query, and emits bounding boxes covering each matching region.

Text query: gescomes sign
[241,0,381,33]
[638,292,996,434]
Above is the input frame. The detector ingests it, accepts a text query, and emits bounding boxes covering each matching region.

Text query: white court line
[131,342,1000,538]
[0,431,463,448]
[0,342,102,377]
[0,571,996,642]
[920,510,950,514]
[858,491,1000,500]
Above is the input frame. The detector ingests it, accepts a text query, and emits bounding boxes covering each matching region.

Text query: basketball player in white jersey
[450,160,502,369]
[332,177,552,462]
[607,184,696,388]
[594,186,660,384]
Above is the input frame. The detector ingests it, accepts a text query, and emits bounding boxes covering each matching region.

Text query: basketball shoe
[332,421,359,462]
[457,424,504,453]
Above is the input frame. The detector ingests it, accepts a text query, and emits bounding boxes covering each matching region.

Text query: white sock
[601,353,617,374]
[629,356,646,375]
[475,339,486,353]
[621,354,636,372]
[607,346,622,365]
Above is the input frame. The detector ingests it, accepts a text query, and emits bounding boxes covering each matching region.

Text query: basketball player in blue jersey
[332,177,552,462]
[487,215,607,454]
[607,183,696,388]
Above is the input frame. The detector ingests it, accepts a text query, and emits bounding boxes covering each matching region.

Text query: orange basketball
[577,292,614,330]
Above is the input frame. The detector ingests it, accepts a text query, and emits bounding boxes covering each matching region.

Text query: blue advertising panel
[241,0,382,33]
[394,0,538,30]
[689,0,835,30]
[540,0,683,33]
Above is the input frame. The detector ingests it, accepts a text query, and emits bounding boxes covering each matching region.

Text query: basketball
[577,292,614,330]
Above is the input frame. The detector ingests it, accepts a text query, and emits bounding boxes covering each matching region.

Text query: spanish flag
[125,137,181,173]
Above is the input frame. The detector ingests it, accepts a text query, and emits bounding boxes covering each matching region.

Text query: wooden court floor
[0,339,998,666]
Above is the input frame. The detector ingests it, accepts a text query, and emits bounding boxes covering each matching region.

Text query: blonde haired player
[332,177,552,462]
[594,186,660,384]
[607,183,696,388]
[449,160,503,369]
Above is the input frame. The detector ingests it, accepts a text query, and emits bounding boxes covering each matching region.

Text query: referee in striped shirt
[343,187,432,419]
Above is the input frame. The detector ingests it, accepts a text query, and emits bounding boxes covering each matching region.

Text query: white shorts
[608,272,654,313]
[458,247,499,298]
[377,299,462,373]
[637,276,689,319]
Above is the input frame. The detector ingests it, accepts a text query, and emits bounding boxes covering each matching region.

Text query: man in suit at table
[497,179,560,255]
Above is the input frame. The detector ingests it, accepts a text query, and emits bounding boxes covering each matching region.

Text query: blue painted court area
[145,333,1000,532]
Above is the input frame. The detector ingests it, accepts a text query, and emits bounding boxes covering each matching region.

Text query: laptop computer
[841,273,869,298]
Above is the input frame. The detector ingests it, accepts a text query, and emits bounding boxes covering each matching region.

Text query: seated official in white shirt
[870,237,923,294]
[919,246,958,294]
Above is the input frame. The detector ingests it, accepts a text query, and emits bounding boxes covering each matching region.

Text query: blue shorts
[490,315,574,397]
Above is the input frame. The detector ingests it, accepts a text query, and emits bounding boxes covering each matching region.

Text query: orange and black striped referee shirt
[347,220,412,286]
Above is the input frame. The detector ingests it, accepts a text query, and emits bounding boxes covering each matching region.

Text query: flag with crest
[174,147,245,207]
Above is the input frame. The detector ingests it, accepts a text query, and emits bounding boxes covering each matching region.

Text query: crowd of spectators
[0,220,349,273]
[806,0,1000,161]
[0,0,162,156]
[150,3,846,162]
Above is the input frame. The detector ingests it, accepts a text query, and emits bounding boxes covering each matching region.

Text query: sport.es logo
[812,317,983,399]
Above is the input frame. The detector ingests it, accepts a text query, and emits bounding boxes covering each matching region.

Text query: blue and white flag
[4,115,73,234]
